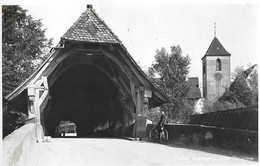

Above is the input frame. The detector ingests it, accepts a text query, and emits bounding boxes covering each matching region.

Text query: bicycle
[149,125,168,144]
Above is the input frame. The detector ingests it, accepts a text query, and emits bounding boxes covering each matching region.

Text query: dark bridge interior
[45,61,131,137]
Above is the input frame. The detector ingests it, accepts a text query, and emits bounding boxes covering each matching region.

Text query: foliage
[147,107,161,123]
[3,101,28,138]
[219,65,258,107]
[2,5,53,138]
[201,98,245,113]
[2,5,53,97]
[246,65,258,105]
[147,45,192,123]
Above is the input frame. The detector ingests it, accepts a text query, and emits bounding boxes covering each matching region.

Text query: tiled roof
[202,37,230,59]
[62,6,121,43]
[243,64,257,78]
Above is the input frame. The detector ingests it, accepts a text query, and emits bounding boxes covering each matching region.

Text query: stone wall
[3,123,36,166]
[188,107,258,131]
[147,124,258,155]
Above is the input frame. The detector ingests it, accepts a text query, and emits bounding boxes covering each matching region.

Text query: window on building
[216,58,222,71]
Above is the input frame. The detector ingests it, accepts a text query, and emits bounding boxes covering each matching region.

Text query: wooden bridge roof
[5,5,170,113]
[62,5,121,43]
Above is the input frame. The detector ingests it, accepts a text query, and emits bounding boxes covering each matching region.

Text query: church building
[202,35,231,101]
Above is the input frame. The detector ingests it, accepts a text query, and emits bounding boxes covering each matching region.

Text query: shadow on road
[145,140,258,162]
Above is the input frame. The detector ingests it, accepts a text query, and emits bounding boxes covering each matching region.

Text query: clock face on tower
[214,73,222,81]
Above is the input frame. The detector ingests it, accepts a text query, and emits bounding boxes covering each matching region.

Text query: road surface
[27,138,256,166]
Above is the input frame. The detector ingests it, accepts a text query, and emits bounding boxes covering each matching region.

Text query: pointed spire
[214,22,216,37]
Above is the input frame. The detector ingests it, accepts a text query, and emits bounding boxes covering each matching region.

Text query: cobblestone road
[27,138,256,166]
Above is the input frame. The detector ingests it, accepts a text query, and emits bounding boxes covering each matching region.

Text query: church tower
[202,29,231,101]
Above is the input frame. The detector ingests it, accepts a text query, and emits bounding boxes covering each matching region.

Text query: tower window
[216,58,222,71]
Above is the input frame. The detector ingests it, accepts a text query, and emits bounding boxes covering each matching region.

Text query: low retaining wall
[147,124,258,155]
[3,123,36,166]
[188,107,258,130]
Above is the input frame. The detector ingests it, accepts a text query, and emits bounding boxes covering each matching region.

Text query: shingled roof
[62,5,121,43]
[202,37,231,60]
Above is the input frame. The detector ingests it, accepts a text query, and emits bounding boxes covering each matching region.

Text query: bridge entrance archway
[46,64,126,137]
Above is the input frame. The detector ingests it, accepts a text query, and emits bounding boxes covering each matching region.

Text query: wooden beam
[136,88,142,115]
[100,47,139,89]
[105,56,118,78]
[49,56,96,87]
[116,48,150,87]
[38,77,49,105]
[41,48,77,79]
[34,88,43,142]
[100,47,124,67]
[34,76,49,142]
[103,57,136,116]
[105,57,132,95]
[47,61,64,86]
[103,54,138,108]
[117,77,131,96]
[130,81,137,107]
[6,48,62,100]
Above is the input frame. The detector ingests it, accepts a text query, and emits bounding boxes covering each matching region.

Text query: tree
[219,64,258,107]
[247,65,258,105]
[2,5,53,137]
[2,5,53,97]
[147,45,191,123]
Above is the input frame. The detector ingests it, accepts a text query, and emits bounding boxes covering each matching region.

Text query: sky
[1,0,259,89]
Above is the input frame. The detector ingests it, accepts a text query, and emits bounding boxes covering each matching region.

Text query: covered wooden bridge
[5,5,169,141]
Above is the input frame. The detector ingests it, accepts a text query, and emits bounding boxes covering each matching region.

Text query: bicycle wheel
[149,128,158,142]
[160,129,168,144]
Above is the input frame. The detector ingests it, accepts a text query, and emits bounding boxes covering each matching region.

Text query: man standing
[156,110,166,136]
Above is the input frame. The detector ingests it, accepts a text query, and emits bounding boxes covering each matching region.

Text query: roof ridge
[62,10,87,39]
[90,8,122,43]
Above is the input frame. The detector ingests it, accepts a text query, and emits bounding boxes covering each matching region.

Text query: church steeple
[201,26,231,101]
